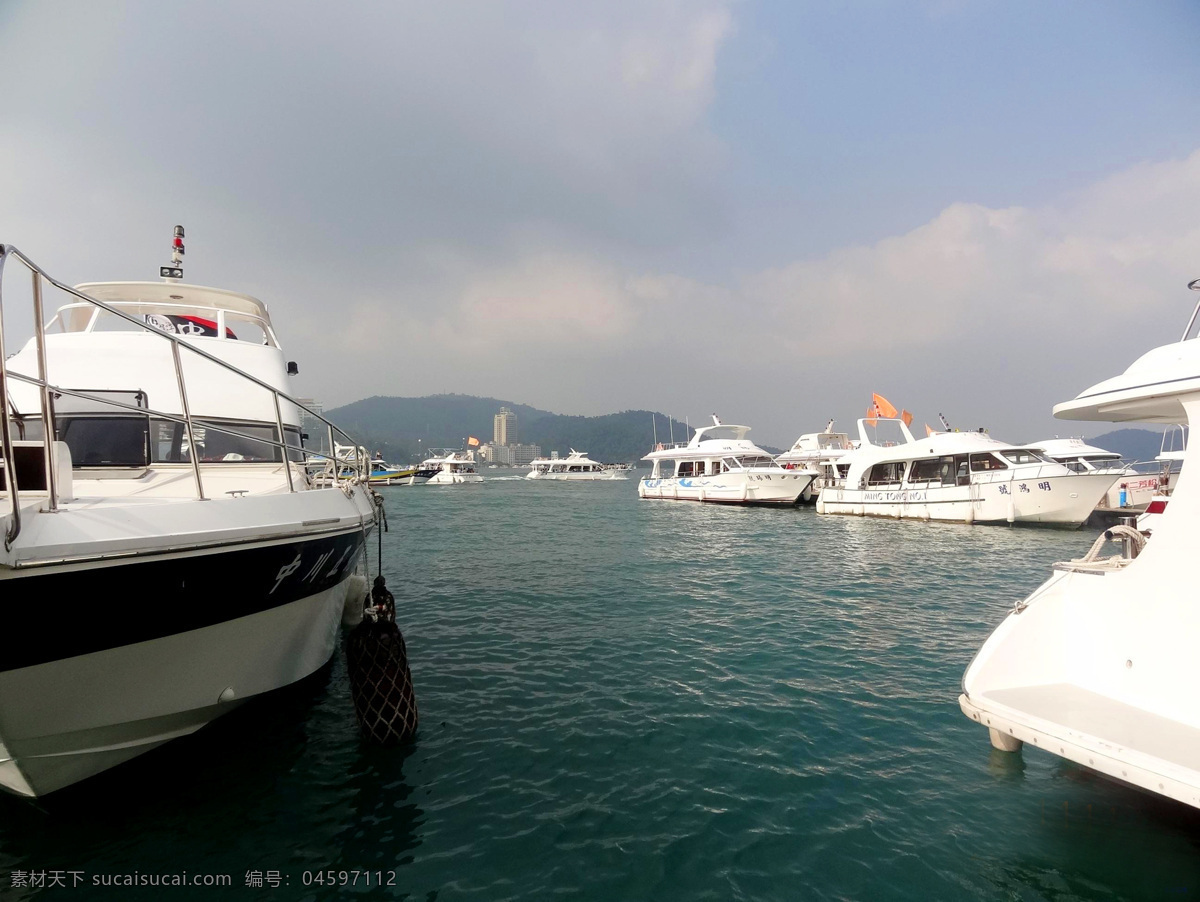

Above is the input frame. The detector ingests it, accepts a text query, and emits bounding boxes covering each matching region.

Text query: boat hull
[637,472,815,505]
[426,472,483,485]
[815,472,1115,526]
[0,528,365,797]
[527,472,627,481]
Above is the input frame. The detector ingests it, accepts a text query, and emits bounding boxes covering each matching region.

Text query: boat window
[1001,449,1050,464]
[867,461,906,485]
[57,415,150,467]
[970,453,1008,472]
[908,458,942,482]
[694,461,706,476]
[734,455,775,468]
[224,313,272,346]
[190,420,300,463]
[678,461,694,477]
[711,461,723,475]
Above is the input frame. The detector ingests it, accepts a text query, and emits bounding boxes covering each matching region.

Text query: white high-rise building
[494,406,518,446]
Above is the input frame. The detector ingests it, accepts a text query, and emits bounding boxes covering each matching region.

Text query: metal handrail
[3,372,346,465]
[0,243,369,544]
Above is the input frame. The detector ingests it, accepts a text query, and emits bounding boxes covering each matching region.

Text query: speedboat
[421,449,483,485]
[775,419,857,501]
[315,444,416,486]
[0,237,379,797]
[960,278,1200,810]
[1033,437,1159,511]
[637,417,817,505]
[816,417,1116,526]
[526,450,627,480]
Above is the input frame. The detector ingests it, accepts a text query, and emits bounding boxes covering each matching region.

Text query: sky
[2,0,1200,447]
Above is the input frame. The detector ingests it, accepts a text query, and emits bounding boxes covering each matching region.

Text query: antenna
[1182,278,1200,342]
[652,413,657,449]
[938,412,952,431]
[160,225,185,281]
[826,418,835,433]
[669,417,675,445]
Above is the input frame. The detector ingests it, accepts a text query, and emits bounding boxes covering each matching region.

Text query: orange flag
[866,405,878,427]
[872,393,898,419]
[901,409,913,427]
[467,436,480,447]
[925,423,935,437]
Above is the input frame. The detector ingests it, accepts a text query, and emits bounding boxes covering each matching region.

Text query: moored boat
[960,277,1200,809]
[816,418,1116,526]
[1033,437,1159,511]
[775,419,856,501]
[0,236,380,797]
[637,417,817,505]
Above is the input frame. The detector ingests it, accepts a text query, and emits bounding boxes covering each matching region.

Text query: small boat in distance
[527,450,628,480]
[421,449,483,485]
[638,416,817,505]
[315,444,416,486]
[816,418,1116,526]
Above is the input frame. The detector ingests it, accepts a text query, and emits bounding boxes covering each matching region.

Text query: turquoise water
[2,474,1200,900]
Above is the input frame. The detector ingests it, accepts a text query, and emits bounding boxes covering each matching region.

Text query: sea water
[1,475,1198,901]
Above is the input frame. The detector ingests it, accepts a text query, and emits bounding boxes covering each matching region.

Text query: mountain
[1084,428,1174,462]
[523,411,694,465]
[322,394,694,464]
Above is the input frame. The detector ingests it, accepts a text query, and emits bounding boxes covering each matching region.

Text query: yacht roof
[1033,438,1119,459]
[689,424,752,444]
[1054,336,1200,423]
[74,281,272,323]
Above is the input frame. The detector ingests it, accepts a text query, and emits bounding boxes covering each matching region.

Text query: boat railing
[0,244,369,549]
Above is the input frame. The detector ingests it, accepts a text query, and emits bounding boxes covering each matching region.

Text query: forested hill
[322,394,694,465]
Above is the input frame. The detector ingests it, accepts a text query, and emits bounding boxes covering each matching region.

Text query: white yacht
[1034,437,1159,510]
[960,278,1200,810]
[421,449,483,485]
[0,237,379,797]
[775,420,857,500]
[638,417,817,505]
[526,450,627,481]
[816,418,1116,526]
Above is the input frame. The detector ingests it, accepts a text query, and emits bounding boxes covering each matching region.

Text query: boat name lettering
[1038,481,1051,491]
[270,553,303,594]
[863,490,927,502]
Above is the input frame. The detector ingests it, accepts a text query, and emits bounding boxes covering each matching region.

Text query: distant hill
[323,394,694,464]
[523,411,694,465]
[1085,427,1173,462]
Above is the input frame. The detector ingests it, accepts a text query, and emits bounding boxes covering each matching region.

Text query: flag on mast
[871,393,898,419]
[900,409,913,427]
[467,436,480,447]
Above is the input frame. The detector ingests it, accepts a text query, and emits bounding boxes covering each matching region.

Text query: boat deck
[962,683,1200,807]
